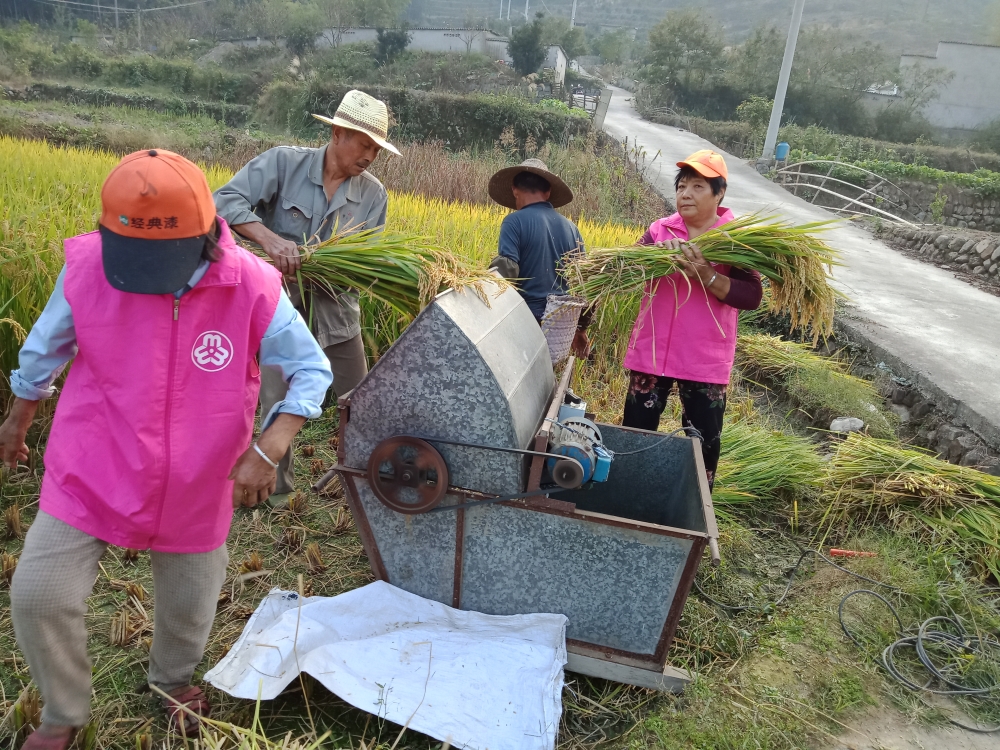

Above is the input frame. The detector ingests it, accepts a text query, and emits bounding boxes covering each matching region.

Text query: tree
[508,13,546,76]
[725,25,783,97]
[375,25,410,64]
[644,10,723,89]
[899,60,954,115]
[459,27,483,54]
[560,26,586,60]
[592,28,631,64]
[316,0,407,46]
[283,2,323,57]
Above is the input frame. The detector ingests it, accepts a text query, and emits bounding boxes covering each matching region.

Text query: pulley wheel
[552,458,585,490]
[367,436,449,514]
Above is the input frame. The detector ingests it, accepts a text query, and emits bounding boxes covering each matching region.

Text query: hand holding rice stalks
[272,228,509,319]
[565,214,842,341]
[821,433,1000,577]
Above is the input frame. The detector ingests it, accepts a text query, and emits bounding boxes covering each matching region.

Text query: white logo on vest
[192,331,233,372]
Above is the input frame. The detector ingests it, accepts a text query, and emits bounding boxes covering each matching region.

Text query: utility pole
[570,0,577,29]
[759,0,805,165]
[499,0,503,18]
[524,0,529,20]
[114,0,119,30]
[136,0,142,50]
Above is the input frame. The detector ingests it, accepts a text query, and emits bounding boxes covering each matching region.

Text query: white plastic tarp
[204,581,568,750]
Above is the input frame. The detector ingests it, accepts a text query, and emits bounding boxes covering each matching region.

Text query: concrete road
[602,87,1000,447]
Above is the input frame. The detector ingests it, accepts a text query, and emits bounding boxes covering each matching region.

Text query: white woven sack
[540,294,586,365]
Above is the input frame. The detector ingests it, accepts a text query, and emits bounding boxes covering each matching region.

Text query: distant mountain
[407,0,998,56]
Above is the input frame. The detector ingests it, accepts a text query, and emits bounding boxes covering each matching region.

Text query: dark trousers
[622,371,727,490]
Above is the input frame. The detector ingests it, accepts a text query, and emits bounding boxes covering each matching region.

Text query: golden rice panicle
[567,213,842,341]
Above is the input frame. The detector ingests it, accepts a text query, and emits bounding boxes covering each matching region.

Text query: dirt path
[827,705,1000,749]
[601,87,1000,449]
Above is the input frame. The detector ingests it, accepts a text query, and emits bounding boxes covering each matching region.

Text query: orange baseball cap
[677,149,728,181]
[99,149,217,294]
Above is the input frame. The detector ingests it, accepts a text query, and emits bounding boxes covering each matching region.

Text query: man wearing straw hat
[488,159,584,324]
[215,89,399,506]
[488,159,591,357]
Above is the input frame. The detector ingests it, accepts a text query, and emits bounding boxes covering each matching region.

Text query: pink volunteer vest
[39,220,281,553]
[622,208,739,385]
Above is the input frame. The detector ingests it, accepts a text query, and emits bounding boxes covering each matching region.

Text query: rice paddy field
[2,136,1000,750]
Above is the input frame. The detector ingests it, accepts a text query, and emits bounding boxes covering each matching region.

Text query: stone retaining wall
[879,224,1000,278]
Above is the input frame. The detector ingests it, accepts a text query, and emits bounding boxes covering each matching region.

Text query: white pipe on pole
[570,0,576,29]
[524,0,529,20]
[760,0,805,163]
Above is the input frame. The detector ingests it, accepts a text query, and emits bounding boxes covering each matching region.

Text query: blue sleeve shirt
[497,201,585,320]
[10,262,332,429]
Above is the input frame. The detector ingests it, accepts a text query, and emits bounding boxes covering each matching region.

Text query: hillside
[408,0,997,56]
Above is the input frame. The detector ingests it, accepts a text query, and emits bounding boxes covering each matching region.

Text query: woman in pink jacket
[622,150,763,490]
[0,150,332,748]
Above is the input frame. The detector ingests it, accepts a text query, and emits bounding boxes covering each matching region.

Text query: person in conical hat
[487,158,590,355]
[215,89,399,507]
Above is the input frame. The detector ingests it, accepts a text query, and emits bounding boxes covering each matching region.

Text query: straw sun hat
[488,158,574,209]
[312,89,400,156]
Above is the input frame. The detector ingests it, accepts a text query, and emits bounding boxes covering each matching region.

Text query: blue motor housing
[546,417,613,489]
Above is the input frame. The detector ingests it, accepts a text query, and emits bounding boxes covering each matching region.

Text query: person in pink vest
[0,149,332,749]
[622,150,763,490]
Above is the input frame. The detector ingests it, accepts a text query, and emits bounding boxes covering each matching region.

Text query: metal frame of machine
[321,356,721,691]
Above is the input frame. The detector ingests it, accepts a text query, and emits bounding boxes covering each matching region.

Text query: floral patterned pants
[622,371,727,490]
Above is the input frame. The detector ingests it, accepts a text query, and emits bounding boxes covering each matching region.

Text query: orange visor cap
[677,149,729,181]
[99,148,215,240]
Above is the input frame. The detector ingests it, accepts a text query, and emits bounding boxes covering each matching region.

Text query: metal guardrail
[775,160,920,227]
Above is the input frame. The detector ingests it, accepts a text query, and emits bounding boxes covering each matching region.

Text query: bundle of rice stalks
[329,506,353,535]
[284,227,509,320]
[304,543,325,573]
[822,434,1000,578]
[713,420,824,517]
[238,552,264,574]
[12,685,41,736]
[1,552,16,585]
[736,334,897,438]
[566,214,841,341]
[5,503,23,538]
[109,606,151,647]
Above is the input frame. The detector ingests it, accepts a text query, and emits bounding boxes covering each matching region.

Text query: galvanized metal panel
[342,281,553,496]
[459,505,693,655]
[354,478,456,604]
[435,287,553,449]
[551,426,708,533]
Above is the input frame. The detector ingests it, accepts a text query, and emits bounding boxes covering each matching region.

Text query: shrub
[258,82,591,149]
[375,27,411,65]
[508,15,546,76]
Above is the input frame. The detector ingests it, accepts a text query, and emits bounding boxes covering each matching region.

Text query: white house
[900,42,1000,131]
[316,28,566,85]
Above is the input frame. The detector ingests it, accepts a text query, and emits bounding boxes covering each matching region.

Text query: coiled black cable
[695,532,1000,733]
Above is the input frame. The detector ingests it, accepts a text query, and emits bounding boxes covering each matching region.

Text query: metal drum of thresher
[320,276,721,691]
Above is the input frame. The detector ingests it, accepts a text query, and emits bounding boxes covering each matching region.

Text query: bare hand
[571,329,591,359]
[228,446,277,508]
[0,399,39,470]
[260,234,301,278]
[228,413,307,508]
[675,242,715,285]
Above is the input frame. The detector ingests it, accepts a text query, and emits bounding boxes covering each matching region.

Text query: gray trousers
[260,334,368,495]
[10,512,228,728]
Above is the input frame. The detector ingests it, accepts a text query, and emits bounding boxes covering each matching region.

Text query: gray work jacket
[214,145,388,347]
